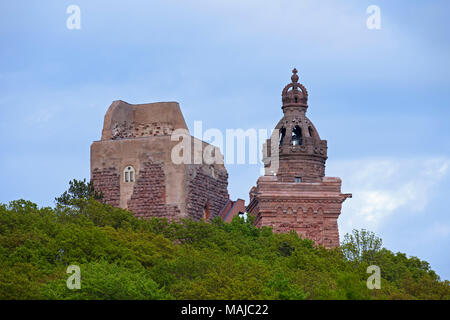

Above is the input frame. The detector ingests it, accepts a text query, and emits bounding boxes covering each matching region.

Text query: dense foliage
[0,182,448,300]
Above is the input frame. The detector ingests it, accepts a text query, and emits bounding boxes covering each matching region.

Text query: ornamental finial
[281,67,308,107]
[291,68,299,83]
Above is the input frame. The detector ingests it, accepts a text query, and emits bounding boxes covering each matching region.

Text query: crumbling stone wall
[185,165,229,220]
[127,160,180,219]
[92,167,120,207]
[111,121,175,140]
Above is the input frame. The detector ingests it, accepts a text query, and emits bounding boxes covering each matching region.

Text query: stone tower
[246,69,351,248]
[90,100,230,221]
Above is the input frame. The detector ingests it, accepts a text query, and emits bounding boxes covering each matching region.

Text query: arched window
[279,127,286,145]
[123,166,135,183]
[291,125,302,146]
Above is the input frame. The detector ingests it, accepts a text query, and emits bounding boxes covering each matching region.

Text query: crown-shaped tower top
[281,68,309,112]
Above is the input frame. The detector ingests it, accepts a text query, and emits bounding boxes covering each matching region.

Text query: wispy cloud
[178,0,386,49]
[428,222,450,239]
[327,157,450,234]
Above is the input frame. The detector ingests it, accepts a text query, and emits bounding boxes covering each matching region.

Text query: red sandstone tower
[246,69,351,248]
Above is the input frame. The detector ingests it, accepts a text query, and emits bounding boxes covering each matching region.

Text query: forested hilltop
[0,180,448,300]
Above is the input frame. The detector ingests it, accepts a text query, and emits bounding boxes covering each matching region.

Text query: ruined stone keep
[90,100,230,221]
[246,69,351,248]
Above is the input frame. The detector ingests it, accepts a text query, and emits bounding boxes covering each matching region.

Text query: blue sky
[1,1,449,279]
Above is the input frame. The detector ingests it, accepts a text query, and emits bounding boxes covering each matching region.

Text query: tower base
[247,176,351,248]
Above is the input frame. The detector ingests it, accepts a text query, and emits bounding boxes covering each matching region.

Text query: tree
[55,179,102,207]
[1,195,448,300]
[341,229,382,263]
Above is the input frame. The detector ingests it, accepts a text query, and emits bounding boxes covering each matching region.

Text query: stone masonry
[246,69,351,248]
[91,100,230,221]
[91,70,350,247]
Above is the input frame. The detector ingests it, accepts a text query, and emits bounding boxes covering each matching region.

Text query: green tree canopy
[0,179,448,300]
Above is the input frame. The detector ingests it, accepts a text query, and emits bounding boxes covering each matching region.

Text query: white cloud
[174,0,396,51]
[427,223,450,239]
[26,108,55,124]
[327,157,450,235]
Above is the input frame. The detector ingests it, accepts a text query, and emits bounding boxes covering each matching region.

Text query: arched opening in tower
[279,127,286,145]
[291,125,302,146]
[308,126,314,138]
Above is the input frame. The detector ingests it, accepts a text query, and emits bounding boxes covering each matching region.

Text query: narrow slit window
[279,127,286,145]
[203,203,210,220]
[308,126,314,138]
